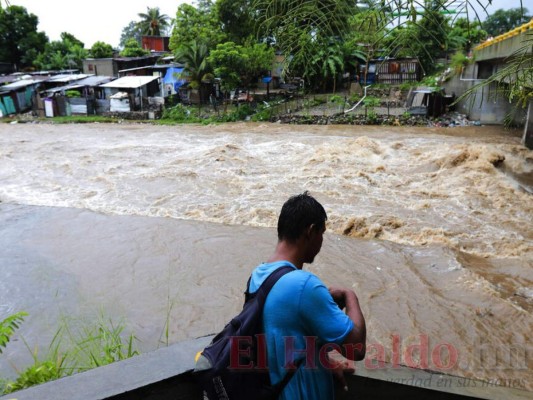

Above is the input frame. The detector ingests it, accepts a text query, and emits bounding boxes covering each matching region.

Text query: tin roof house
[0,76,48,116]
[37,75,115,117]
[83,55,160,77]
[99,76,161,112]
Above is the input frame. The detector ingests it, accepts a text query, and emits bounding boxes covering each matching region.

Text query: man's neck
[267,240,305,269]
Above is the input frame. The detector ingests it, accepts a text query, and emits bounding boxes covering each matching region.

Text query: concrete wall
[2,335,531,400]
[83,59,116,77]
[475,28,533,62]
[442,64,526,125]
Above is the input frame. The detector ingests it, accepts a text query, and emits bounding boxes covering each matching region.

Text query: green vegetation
[64,90,82,98]
[119,21,142,48]
[0,5,48,70]
[120,38,149,57]
[449,50,470,74]
[90,41,114,58]
[137,7,170,36]
[1,1,529,127]
[0,312,28,354]
[34,32,87,70]
[47,116,120,124]
[161,103,262,124]
[482,7,531,36]
[0,312,139,395]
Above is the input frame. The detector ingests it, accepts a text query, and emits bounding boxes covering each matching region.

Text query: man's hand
[329,286,366,361]
[329,352,355,392]
[329,286,357,310]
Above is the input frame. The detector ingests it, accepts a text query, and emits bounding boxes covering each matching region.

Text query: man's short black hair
[277,191,327,242]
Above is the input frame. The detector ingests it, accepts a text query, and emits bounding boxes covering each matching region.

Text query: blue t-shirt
[250,261,354,400]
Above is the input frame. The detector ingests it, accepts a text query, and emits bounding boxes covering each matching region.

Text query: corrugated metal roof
[47,74,91,83]
[100,76,159,89]
[44,76,114,94]
[46,75,115,93]
[0,79,43,91]
[0,75,19,85]
[75,75,114,86]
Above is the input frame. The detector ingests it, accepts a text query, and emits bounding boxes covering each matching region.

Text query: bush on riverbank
[273,112,429,126]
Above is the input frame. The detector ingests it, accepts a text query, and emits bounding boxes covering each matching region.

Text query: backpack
[194,265,299,400]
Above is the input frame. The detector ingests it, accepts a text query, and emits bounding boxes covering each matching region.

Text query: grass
[0,312,139,395]
[46,116,120,124]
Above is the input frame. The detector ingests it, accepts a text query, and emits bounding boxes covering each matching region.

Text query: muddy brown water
[0,123,531,391]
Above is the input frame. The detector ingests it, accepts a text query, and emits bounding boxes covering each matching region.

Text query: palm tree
[137,7,170,36]
[174,40,213,108]
[175,40,211,89]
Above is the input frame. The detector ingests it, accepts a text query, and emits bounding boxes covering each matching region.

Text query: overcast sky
[8,0,530,48]
[10,0,193,48]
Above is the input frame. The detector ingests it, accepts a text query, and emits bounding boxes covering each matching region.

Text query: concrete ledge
[346,362,532,400]
[0,336,212,400]
[2,335,531,400]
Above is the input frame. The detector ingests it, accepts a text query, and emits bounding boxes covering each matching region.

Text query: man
[248,192,366,399]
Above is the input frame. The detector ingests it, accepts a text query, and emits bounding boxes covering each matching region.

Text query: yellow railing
[474,18,533,51]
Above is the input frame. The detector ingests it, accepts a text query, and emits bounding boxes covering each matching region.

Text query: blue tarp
[163,68,186,92]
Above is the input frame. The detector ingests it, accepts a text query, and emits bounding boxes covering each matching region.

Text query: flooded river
[0,123,531,391]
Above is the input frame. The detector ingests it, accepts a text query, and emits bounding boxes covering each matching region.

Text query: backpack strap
[244,265,295,304]
[269,356,305,397]
[245,265,303,399]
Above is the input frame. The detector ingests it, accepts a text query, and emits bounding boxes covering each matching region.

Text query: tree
[345,9,386,84]
[60,31,84,48]
[33,31,87,70]
[254,0,356,71]
[120,38,149,57]
[215,0,255,45]
[169,2,225,52]
[483,8,531,37]
[207,42,247,92]
[119,21,142,48]
[66,45,88,69]
[396,0,451,75]
[240,40,275,88]
[137,7,170,36]
[312,42,345,93]
[447,18,487,52]
[90,41,114,58]
[174,40,212,89]
[0,5,48,70]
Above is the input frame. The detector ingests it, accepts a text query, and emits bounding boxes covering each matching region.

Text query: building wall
[443,63,525,125]
[83,59,116,77]
[142,36,170,52]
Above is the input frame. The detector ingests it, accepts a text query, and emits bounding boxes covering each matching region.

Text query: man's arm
[329,287,366,361]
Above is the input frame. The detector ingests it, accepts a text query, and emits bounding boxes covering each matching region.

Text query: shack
[406,87,449,118]
[42,74,91,91]
[99,76,161,112]
[161,66,186,97]
[83,56,160,77]
[360,58,422,85]
[40,75,115,116]
[0,76,47,116]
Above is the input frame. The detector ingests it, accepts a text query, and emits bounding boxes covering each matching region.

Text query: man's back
[250,261,354,400]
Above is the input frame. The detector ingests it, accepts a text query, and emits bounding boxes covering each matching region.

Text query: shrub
[65,90,82,98]
[450,51,470,74]
[162,104,201,123]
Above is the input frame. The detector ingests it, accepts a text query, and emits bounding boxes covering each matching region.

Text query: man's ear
[306,224,316,238]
